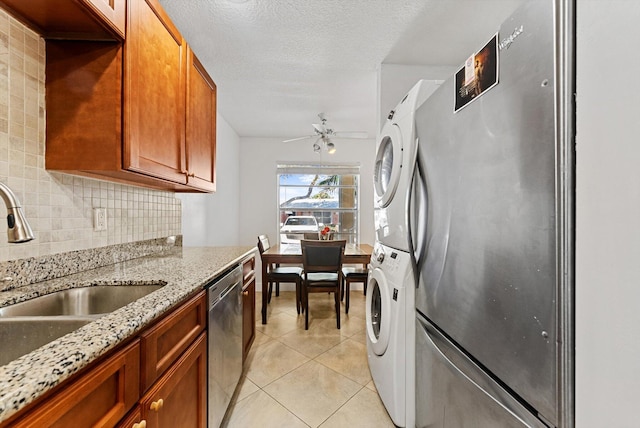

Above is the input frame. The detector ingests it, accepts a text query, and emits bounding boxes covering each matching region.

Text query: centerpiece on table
[320,225,336,240]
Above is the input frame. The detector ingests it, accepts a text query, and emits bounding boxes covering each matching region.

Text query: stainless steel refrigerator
[410,1,574,427]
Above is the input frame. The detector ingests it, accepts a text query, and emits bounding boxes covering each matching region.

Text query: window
[277,164,360,244]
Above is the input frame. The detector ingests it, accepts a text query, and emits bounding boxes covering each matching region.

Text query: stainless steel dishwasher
[207,264,243,428]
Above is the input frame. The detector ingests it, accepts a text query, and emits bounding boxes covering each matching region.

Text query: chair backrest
[300,240,346,274]
[257,234,270,255]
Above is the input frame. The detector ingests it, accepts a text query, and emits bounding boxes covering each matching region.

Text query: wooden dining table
[260,243,373,324]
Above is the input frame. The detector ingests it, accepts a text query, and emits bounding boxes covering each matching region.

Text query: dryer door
[366,267,391,356]
[374,123,403,208]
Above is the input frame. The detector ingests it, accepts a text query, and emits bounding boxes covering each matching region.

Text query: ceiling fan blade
[282,135,315,143]
[332,131,369,139]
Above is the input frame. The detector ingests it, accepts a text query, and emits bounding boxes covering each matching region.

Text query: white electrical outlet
[94,208,107,231]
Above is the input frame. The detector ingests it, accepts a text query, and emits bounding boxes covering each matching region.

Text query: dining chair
[257,235,304,314]
[300,239,346,330]
[341,266,369,314]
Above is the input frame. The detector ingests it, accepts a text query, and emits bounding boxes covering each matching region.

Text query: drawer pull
[132,421,147,428]
[150,398,164,412]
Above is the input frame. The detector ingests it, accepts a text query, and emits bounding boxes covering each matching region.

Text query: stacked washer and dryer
[366,80,440,428]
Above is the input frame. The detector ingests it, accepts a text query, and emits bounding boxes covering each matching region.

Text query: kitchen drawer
[139,291,206,392]
[242,255,255,282]
[11,339,140,428]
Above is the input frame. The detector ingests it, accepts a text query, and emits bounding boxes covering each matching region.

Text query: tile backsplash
[0,10,182,262]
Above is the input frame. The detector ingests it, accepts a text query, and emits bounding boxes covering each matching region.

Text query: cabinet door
[140,333,207,428]
[185,47,217,192]
[242,277,256,362]
[124,0,187,184]
[13,340,140,428]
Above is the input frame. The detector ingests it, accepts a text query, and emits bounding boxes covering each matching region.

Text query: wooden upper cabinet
[185,48,217,192]
[83,0,126,38]
[43,0,218,192]
[0,0,125,39]
[124,0,187,185]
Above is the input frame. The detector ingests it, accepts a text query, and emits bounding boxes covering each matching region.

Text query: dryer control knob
[377,252,385,263]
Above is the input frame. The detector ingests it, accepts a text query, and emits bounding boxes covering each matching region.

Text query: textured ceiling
[158,0,523,139]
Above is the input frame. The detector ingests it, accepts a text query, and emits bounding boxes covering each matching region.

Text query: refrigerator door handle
[407,137,419,288]
[408,140,429,288]
[417,316,549,428]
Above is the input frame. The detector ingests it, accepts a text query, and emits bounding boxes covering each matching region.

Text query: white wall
[575,1,640,426]
[178,113,241,246]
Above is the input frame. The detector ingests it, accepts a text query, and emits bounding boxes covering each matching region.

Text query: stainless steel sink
[0,285,164,317]
[0,317,94,366]
[0,284,165,366]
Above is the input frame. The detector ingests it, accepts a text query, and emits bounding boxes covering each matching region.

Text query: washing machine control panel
[383,251,401,274]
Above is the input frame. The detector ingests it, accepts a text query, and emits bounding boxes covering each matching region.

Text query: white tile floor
[222,290,395,428]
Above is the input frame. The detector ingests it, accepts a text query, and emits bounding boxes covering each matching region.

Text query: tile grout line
[237,292,372,426]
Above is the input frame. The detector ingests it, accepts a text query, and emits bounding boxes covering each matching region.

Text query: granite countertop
[0,246,255,423]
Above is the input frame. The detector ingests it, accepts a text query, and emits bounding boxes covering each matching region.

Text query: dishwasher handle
[219,281,239,301]
[210,280,240,309]
[208,265,243,309]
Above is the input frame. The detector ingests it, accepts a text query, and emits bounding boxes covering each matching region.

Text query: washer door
[366,267,391,356]
[374,123,403,208]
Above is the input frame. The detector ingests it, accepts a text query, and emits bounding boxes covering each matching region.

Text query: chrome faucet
[0,182,34,243]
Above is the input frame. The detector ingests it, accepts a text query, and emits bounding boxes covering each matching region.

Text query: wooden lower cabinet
[242,254,256,362]
[1,292,208,428]
[139,333,207,428]
[140,291,206,391]
[116,405,142,428]
[11,340,140,428]
[242,276,256,361]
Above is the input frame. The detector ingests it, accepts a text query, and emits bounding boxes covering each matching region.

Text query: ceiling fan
[283,113,368,154]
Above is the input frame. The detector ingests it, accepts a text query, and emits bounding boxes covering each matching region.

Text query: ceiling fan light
[326,141,336,154]
[313,142,321,153]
